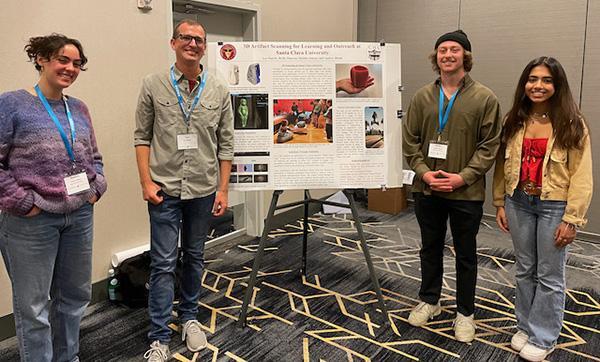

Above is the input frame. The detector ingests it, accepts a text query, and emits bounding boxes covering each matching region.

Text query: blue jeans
[505,189,567,349]
[0,204,94,362]
[147,193,214,343]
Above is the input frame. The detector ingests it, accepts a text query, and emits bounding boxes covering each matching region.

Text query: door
[172,0,264,239]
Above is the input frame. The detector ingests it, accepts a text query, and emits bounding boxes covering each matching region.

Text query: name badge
[402,170,416,185]
[64,172,90,195]
[428,141,448,159]
[177,134,198,150]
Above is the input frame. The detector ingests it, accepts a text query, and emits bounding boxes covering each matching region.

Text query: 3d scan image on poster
[209,42,403,191]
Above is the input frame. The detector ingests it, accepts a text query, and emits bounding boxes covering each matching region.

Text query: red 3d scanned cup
[350,65,370,88]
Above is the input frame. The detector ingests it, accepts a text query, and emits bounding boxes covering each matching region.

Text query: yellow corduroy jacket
[492,122,593,227]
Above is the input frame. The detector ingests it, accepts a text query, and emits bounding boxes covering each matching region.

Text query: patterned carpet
[1,206,600,361]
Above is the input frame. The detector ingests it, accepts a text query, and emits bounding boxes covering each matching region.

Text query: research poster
[209,42,403,191]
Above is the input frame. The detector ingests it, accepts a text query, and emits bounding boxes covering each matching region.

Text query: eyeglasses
[176,34,205,45]
[53,55,84,69]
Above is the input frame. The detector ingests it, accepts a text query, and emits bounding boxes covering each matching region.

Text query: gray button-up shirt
[134,65,234,199]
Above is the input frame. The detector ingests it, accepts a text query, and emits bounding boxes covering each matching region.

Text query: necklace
[531,112,549,119]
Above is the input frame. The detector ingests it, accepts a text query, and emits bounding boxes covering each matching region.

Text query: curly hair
[24,33,87,71]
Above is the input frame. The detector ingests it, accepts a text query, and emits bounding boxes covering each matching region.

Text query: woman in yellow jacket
[492,56,592,362]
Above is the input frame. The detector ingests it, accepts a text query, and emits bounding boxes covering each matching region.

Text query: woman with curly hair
[0,34,107,361]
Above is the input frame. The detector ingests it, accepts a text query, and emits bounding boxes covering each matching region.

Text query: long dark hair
[503,56,586,150]
[24,33,88,72]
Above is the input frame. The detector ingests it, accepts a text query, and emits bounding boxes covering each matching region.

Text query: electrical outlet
[137,0,152,10]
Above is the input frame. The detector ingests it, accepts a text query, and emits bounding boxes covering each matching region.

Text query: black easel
[236,189,388,327]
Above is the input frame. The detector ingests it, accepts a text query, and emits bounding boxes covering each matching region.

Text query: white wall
[0,0,357,319]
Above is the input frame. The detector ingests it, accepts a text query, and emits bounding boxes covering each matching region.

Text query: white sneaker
[453,312,476,343]
[182,319,207,352]
[519,342,555,361]
[144,341,170,362]
[511,330,529,351]
[408,301,441,327]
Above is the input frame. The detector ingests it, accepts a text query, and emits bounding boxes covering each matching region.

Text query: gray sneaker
[144,340,170,362]
[182,320,207,352]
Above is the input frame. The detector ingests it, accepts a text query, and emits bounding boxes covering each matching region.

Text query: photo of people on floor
[273,99,333,144]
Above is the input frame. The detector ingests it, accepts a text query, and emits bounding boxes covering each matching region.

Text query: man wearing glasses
[134,19,233,361]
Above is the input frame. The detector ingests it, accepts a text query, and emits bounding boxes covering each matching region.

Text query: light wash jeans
[505,189,567,349]
[0,204,94,362]
[147,193,214,343]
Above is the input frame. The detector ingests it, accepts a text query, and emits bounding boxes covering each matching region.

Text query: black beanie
[435,30,471,52]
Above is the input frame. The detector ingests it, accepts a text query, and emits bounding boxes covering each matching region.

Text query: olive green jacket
[403,75,502,201]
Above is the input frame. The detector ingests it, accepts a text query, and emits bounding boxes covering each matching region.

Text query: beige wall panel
[461,0,586,121]
[376,0,460,105]
[580,0,600,234]
[358,0,377,41]
[254,0,356,41]
[461,0,587,216]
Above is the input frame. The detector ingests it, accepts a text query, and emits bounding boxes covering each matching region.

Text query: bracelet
[566,222,579,230]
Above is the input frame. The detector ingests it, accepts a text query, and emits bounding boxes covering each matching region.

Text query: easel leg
[343,189,389,318]
[301,189,311,276]
[237,190,282,327]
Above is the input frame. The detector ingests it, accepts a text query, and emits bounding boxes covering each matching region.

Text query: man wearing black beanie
[402,30,502,343]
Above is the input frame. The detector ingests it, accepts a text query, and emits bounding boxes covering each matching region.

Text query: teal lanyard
[35,84,76,162]
[170,66,207,124]
[438,86,459,136]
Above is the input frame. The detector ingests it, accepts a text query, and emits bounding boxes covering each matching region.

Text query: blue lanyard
[170,66,207,124]
[438,86,459,135]
[35,84,76,162]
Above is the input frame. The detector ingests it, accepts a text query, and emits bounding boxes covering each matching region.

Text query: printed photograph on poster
[227,64,240,85]
[247,63,261,85]
[273,99,333,144]
[365,106,384,148]
[232,94,269,130]
[254,163,268,172]
[239,175,253,183]
[335,64,382,98]
[237,164,253,173]
[254,174,268,183]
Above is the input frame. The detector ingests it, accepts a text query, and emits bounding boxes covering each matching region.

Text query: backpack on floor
[116,251,152,308]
